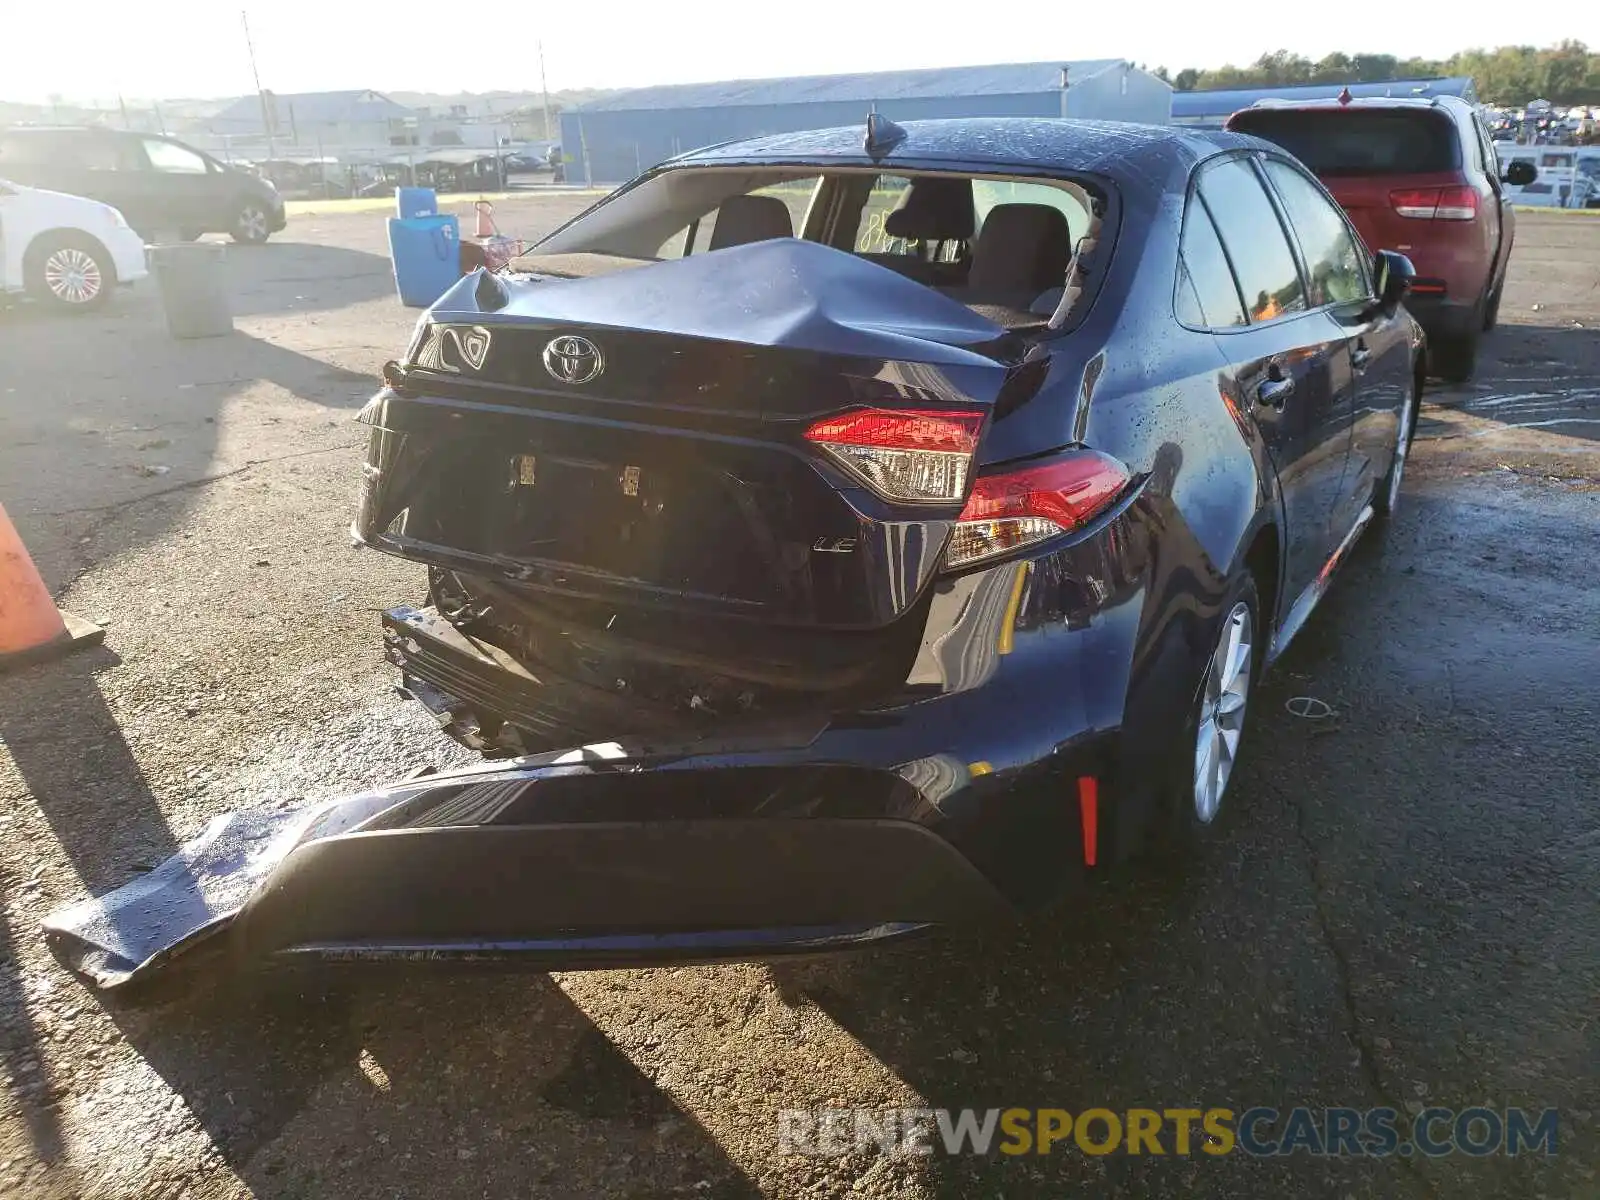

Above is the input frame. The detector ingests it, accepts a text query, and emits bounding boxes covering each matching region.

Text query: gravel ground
[0,202,1596,1199]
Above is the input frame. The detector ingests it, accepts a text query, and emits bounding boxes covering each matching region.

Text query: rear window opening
[519,165,1113,332]
[1229,110,1461,176]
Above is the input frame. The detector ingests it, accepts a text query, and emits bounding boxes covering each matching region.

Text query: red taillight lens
[804,407,985,503]
[1390,186,1478,220]
[1434,186,1478,220]
[946,450,1130,569]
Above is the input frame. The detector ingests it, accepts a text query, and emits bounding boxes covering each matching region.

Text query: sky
[9,1,1600,105]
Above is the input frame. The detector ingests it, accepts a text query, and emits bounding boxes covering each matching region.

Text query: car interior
[519,167,1109,330]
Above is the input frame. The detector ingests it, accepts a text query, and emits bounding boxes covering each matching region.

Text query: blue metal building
[561,60,1173,183]
[1171,77,1478,128]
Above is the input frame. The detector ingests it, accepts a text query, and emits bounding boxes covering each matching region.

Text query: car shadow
[107,970,760,1198]
[0,645,180,1175]
[0,285,383,592]
[212,240,398,319]
[756,635,1422,1196]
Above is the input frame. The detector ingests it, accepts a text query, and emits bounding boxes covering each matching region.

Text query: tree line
[1146,42,1600,106]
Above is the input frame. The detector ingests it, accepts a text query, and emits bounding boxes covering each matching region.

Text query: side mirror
[1504,160,1537,187]
[1366,249,1415,319]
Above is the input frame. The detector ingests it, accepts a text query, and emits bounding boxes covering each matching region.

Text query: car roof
[668,117,1261,182]
[1235,95,1471,116]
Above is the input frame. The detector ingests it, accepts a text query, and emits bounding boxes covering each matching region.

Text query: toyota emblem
[542,334,604,385]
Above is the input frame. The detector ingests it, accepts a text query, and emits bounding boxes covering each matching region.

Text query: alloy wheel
[1193,601,1253,823]
[237,206,269,242]
[43,248,103,305]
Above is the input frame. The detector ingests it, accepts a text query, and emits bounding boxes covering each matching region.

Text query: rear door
[52,131,150,227]
[1190,154,1355,606]
[1261,155,1411,535]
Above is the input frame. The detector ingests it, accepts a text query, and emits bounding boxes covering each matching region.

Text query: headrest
[708,194,794,250]
[967,204,1075,295]
[883,177,976,242]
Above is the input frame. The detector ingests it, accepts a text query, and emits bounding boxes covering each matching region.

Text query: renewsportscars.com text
[777,1106,1559,1158]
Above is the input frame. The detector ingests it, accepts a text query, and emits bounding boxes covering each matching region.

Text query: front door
[1258,154,1409,541]
[1195,154,1355,605]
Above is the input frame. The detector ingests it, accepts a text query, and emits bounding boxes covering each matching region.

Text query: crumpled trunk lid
[358,240,1037,630]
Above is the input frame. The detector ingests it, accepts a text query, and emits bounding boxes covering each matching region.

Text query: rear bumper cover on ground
[41,749,1015,992]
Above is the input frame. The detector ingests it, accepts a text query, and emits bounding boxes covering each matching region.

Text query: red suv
[1227,94,1536,381]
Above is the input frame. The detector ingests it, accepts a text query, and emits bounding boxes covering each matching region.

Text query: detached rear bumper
[42,752,1012,993]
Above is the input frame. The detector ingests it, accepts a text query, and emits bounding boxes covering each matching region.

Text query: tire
[1373,383,1418,520]
[231,202,271,244]
[25,234,115,311]
[1482,281,1503,332]
[1427,330,1479,383]
[1156,572,1263,855]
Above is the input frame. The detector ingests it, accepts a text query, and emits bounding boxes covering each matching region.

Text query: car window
[972,179,1093,245]
[1263,159,1370,307]
[1197,157,1307,323]
[142,138,209,175]
[78,135,141,172]
[1178,194,1246,328]
[1229,110,1460,176]
[856,175,914,253]
[1475,121,1501,187]
[651,174,821,259]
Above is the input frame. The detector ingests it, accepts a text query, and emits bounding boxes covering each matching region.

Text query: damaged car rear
[48,117,1423,991]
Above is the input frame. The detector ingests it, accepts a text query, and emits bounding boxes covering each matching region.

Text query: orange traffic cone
[474,199,497,239]
[0,503,104,673]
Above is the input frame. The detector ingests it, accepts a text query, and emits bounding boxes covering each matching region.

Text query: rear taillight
[1390,185,1478,220]
[945,450,1130,570]
[804,407,985,503]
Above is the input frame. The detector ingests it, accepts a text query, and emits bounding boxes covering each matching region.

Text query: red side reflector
[803,408,984,454]
[1077,776,1099,868]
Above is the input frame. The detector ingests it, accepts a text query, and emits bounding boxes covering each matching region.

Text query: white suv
[0,177,148,310]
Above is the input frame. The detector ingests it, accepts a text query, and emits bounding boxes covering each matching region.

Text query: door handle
[1256,375,1294,410]
[1351,343,1373,371]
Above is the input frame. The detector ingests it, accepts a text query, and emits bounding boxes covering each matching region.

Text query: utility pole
[538,39,553,143]
[242,10,277,164]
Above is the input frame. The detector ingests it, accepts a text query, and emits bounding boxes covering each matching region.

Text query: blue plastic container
[387,215,461,307]
[395,187,438,219]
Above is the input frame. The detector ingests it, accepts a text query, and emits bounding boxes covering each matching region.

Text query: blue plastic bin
[395,187,438,219]
[388,215,461,308]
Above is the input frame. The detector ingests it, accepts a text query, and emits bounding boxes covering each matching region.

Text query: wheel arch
[1240,520,1281,636]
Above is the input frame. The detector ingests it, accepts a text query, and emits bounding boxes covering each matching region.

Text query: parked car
[45,117,1427,985]
[1226,95,1535,382]
[0,175,148,309]
[0,127,287,244]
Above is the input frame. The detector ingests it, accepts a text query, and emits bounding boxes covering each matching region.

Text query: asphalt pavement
[0,202,1595,1199]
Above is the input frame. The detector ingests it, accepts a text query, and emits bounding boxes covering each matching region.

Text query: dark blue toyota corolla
[46,117,1425,990]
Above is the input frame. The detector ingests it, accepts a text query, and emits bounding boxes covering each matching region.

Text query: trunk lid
[361,240,1036,630]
